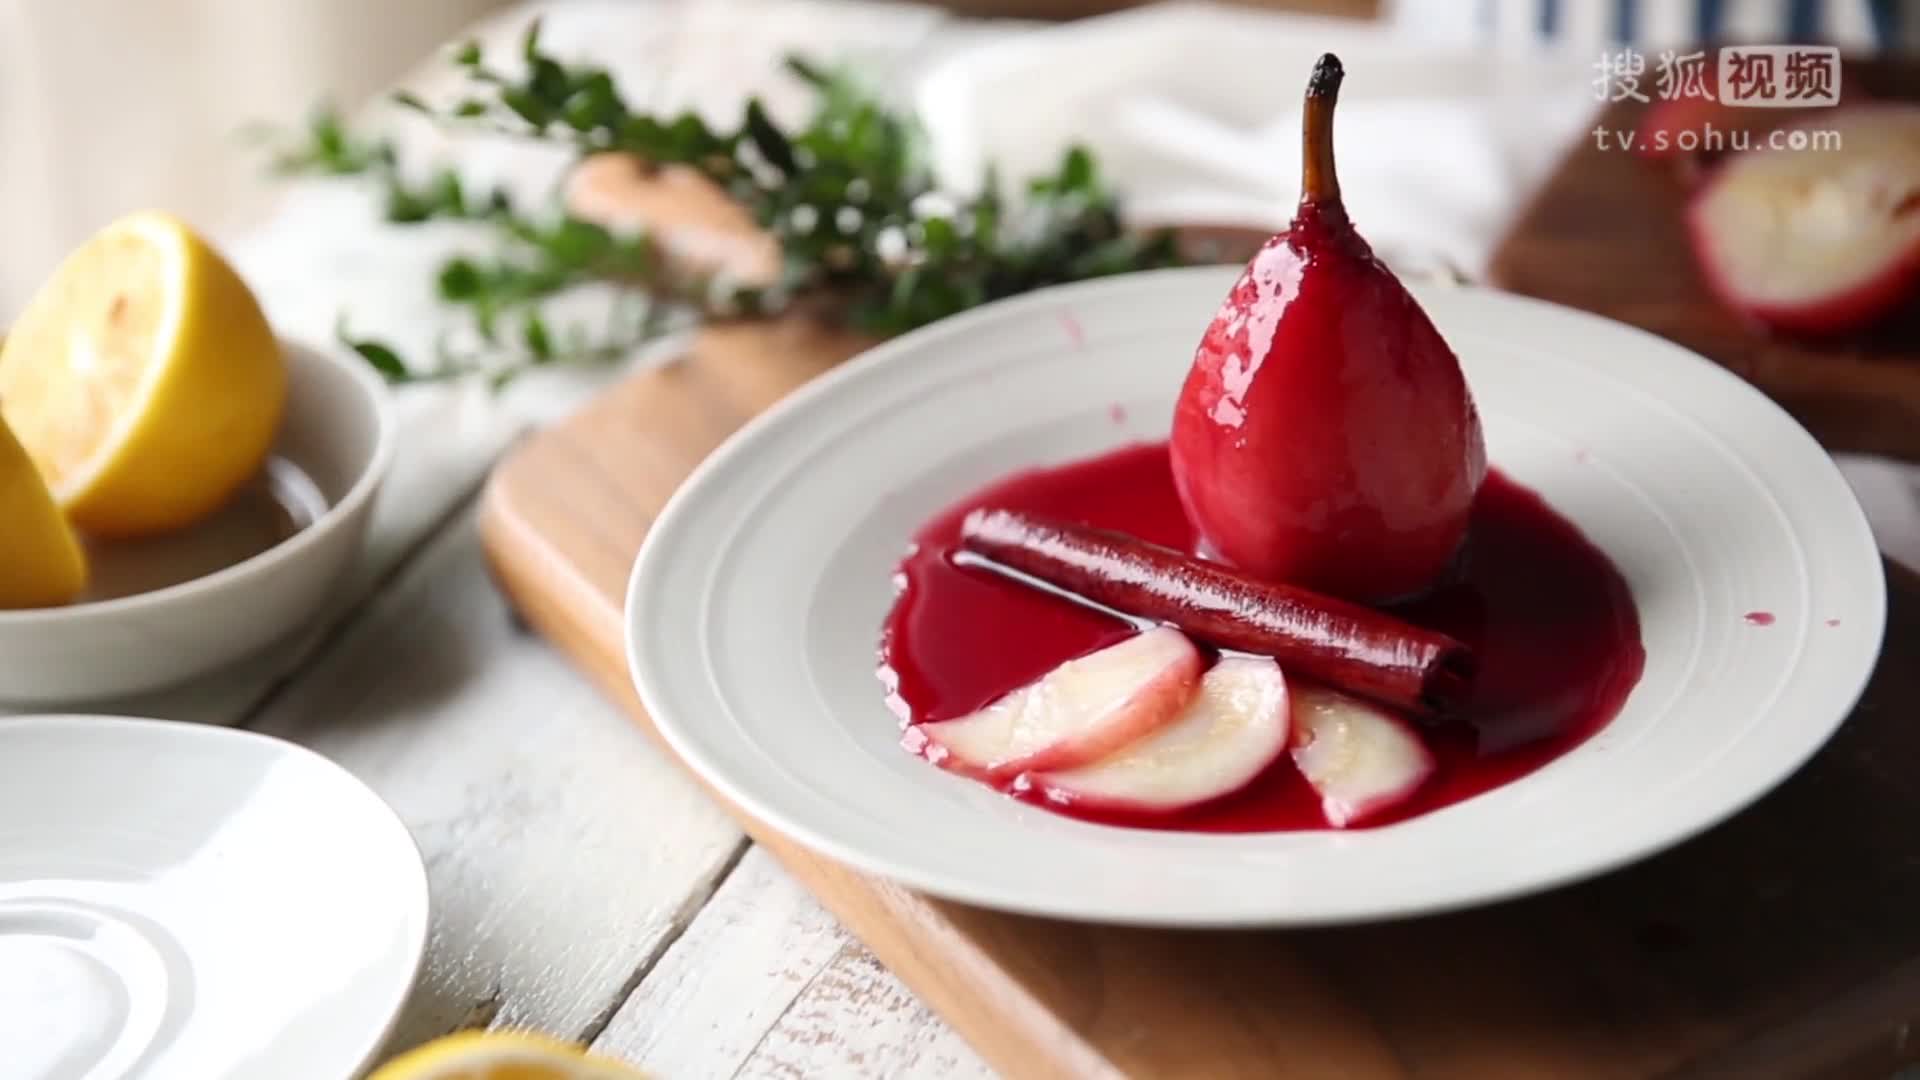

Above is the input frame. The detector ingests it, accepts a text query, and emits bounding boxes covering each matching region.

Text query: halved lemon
[0,413,86,608]
[0,211,285,538]
[368,1030,652,1080]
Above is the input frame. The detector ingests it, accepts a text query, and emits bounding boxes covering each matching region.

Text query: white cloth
[917,3,1598,273]
[911,0,1920,572]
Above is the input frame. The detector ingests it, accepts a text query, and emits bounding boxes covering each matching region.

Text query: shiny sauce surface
[878,441,1645,831]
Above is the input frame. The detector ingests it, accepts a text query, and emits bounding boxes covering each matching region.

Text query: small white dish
[0,341,393,704]
[0,714,427,1079]
[625,267,1886,927]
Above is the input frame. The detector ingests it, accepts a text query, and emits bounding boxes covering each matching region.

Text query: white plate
[0,716,428,1078]
[625,267,1885,927]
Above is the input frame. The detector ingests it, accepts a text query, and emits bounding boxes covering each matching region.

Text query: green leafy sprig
[267,19,1186,383]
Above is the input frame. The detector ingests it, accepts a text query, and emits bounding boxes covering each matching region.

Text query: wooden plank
[595,846,992,1079]
[480,306,1920,1079]
[246,508,747,1054]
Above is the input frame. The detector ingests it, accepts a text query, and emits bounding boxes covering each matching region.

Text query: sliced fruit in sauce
[906,627,1202,782]
[1290,684,1435,828]
[1032,656,1291,815]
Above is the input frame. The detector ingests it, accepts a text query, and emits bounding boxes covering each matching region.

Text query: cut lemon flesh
[0,414,86,608]
[368,1030,652,1080]
[0,211,285,538]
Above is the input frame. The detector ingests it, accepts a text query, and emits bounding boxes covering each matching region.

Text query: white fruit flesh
[1032,656,1290,813]
[915,627,1201,780]
[1290,684,1434,828]
[1690,108,1920,314]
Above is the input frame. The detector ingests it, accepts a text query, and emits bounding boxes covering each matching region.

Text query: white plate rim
[625,266,1887,927]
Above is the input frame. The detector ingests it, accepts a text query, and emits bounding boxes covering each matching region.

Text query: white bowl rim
[0,338,395,626]
[0,711,431,1076]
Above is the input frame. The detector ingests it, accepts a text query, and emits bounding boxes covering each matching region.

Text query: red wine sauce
[878,441,1646,831]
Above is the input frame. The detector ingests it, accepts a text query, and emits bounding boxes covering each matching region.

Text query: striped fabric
[1394,0,1907,52]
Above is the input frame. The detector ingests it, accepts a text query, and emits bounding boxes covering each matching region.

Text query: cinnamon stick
[958,508,1475,718]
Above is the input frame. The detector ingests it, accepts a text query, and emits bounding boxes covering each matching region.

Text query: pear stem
[1301,53,1344,210]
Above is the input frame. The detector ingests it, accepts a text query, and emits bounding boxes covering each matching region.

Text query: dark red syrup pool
[878,441,1646,832]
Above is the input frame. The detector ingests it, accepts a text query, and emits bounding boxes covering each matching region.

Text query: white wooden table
[7,2,1007,1074]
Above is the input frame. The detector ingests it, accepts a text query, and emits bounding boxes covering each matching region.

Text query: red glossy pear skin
[1169,63,1485,605]
[1170,54,1484,604]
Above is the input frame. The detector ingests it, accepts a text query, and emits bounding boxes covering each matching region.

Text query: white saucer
[0,716,428,1078]
[625,267,1886,927]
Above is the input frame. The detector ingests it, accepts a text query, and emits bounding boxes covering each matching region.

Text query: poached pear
[1169,54,1485,603]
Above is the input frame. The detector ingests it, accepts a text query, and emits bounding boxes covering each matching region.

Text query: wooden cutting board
[482,309,1920,1078]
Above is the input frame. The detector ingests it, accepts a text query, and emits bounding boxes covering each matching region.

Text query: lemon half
[0,414,86,608]
[368,1030,652,1080]
[0,211,285,538]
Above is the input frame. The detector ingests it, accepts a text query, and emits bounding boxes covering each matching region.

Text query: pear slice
[1032,657,1289,815]
[1290,684,1434,828]
[908,627,1201,782]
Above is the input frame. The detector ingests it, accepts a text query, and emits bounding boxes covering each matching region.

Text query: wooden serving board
[482,308,1920,1078]
[1488,59,1920,462]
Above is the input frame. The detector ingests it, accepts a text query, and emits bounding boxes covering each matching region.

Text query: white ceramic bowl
[0,714,429,1080]
[626,268,1886,927]
[0,341,392,703]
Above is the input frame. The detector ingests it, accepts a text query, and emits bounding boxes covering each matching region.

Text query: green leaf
[523,314,553,360]
[336,318,410,380]
[437,258,483,300]
[385,189,431,223]
[743,99,797,175]
[1060,145,1096,191]
[391,90,430,114]
[666,112,716,160]
[529,57,571,104]
[453,99,489,118]
[564,95,600,132]
[431,170,466,215]
[920,215,955,255]
[356,342,410,379]
[618,114,667,157]
[569,71,622,133]
[453,40,482,66]
[783,55,830,87]
[520,17,544,62]
[313,111,345,155]
[540,218,614,267]
[502,88,547,127]
[970,193,1000,249]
